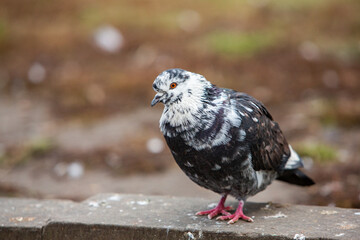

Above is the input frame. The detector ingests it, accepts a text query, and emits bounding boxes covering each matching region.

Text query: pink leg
[196,195,233,219]
[217,200,253,224]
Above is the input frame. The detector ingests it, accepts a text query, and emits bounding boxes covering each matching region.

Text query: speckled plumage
[151,68,314,223]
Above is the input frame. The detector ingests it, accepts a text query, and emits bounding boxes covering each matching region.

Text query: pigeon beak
[151,93,163,107]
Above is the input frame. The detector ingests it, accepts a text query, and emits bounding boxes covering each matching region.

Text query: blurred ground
[0,0,359,207]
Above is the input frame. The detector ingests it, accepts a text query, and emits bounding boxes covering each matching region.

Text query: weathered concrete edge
[0,222,322,240]
[0,226,42,240]
[1,194,359,240]
[42,222,294,240]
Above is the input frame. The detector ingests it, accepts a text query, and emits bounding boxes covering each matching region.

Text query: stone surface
[0,197,76,240]
[1,194,359,240]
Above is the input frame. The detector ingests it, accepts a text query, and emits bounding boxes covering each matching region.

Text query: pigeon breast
[160,86,282,199]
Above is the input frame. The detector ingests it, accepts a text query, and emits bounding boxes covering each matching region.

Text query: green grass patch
[203,30,281,59]
[296,143,337,163]
[24,138,54,157]
[0,138,55,167]
[0,17,8,46]
[267,0,328,11]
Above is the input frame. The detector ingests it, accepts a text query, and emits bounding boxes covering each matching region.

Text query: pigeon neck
[159,89,226,139]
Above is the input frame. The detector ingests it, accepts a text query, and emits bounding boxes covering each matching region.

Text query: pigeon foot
[195,195,233,219]
[216,212,254,224]
[216,200,253,224]
[196,206,233,219]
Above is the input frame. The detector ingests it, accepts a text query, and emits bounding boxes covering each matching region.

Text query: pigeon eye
[170,82,177,89]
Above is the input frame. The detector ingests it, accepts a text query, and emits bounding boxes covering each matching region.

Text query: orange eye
[170,82,177,89]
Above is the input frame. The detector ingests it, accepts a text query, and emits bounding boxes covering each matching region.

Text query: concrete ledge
[1,194,359,240]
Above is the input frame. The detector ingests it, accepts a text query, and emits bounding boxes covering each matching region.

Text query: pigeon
[151,68,314,224]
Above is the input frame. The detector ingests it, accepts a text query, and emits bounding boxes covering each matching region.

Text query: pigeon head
[151,68,210,107]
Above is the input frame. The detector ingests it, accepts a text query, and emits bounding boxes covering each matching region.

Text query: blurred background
[0,0,359,208]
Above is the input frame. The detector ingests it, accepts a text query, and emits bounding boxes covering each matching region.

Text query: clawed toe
[216,214,253,224]
[196,207,232,219]
[196,197,253,224]
[215,200,253,224]
[196,195,233,219]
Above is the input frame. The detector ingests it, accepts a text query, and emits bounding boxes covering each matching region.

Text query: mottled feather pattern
[151,68,314,214]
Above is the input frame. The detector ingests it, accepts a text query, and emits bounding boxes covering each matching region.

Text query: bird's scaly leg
[195,195,233,219]
[217,200,253,224]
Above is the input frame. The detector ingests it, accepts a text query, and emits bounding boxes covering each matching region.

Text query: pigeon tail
[276,169,315,186]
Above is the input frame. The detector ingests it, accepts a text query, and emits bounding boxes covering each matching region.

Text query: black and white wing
[230,91,290,173]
